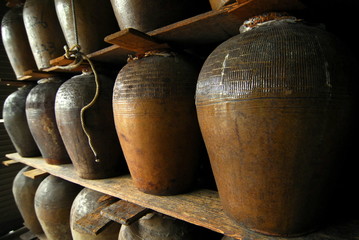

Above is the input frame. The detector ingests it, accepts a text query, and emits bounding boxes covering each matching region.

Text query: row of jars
[2,0,357,238]
[0,0,221,79]
[13,166,225,240]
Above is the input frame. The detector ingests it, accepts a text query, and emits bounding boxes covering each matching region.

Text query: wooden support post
[101,200,150,225]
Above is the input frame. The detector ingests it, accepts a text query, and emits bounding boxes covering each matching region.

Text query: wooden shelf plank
[6,153,359,240]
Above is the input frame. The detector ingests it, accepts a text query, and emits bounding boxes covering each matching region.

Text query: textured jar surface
[119,212,195,240]
[110,0,210,32]
[34,175,82,240]
[113,53,202,195]
[23,0,66,70]
[26,79,71,165]
[3,85,40,157]
[55,73,125,179]
[54,0,119,54]
[196,20,354,236]
[1,6,37,79]
[71,188,121,240]
[12,166,47,234]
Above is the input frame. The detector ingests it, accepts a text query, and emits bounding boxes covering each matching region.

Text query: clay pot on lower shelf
[1,5,37,79]
[55,72,126,179]
[12,166,47,234]
[26,78,71,165]
[3,85,40,157]
[118,212,195,240]
[113,51,203,195]
[23,0,66,70]
[195,13,355,236]
[71,188,121,240]
[34,175,82,240]
[110,0,210,32]
[54,0,119,54]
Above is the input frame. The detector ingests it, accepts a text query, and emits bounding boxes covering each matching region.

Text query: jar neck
[239,12,299,33]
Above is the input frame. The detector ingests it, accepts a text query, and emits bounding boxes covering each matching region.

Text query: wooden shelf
[6,153,359,240]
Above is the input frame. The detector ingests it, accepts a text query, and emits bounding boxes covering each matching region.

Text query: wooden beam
[22,168,48,179]
[2,159,19,166]
[104,28,170,54]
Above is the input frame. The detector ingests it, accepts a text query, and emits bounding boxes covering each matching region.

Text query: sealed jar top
[37,77,63,84]
[239,12,299,33]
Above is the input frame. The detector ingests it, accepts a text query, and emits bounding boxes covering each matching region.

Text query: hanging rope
[57,0,101,163]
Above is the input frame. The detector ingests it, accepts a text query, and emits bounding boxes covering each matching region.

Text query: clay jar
[54,0,119,54]
[110,0,210,32]
[12,166,47,234]
[119,212,195,240]
[34,175,82,240]
[113,51,202,195]
[23,0,66,70]
[195,13,355,236]
[1,5,37,79]
[209,0,235,10]
[26,78,71,165]
[55,72,126,179]
[3,85,40,157]
[70,188,121,240]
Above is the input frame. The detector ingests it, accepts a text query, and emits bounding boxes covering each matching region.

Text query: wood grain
[6,153,359,240]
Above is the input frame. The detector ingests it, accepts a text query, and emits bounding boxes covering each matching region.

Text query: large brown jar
[1,5,37,79]
[23,0,66,70]
[55,72,126,179]
[3,85,40,157]
[110,0,210,32]
[26,78,71,165]
[54,0,119,54]
[113,51,202,195]
[71,188,121,240]
[195,13,355,236]
[119,212,195,240]
[12,166,47,234]
[34,175,82,240]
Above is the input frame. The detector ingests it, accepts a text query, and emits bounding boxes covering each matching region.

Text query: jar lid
[239,12,300,33]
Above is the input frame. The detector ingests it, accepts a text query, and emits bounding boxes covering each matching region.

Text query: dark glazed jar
[54,0,119,54]
[110,0,210,32]
[34,175,82,240]
[119,212,195,240]
[26,78,71,165]
[3,85,40,157]
[23,0,66,70]
[12,166,47,234]
[1,6,37,79]
[195,13,355,236]
[113,51,202,195]
[55,72,126,179]
[71,188,121,240]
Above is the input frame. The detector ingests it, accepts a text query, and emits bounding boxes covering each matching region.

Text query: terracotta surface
[195,13,355,236]
[55,73,126,179]
[1,6,37,79]
[26,78,71,165]
[3,85,40,157]
[113,52,203,195]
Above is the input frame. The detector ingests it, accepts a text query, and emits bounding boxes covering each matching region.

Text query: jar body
[1,6,37,79]
[12,166,47,234]
[195,19,354,236]
[118,212,195,240]
[3,85,40,157]
[110,0,209,32]
[113,53,202,195]
[55,73,126,179]
[34,175,82,240]
[26,78,71,165]
[71,188,121,240]
[54,0,119,54]
[23,0,66,70]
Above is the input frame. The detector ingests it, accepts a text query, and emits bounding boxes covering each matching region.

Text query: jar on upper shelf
[195,12,356,236]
